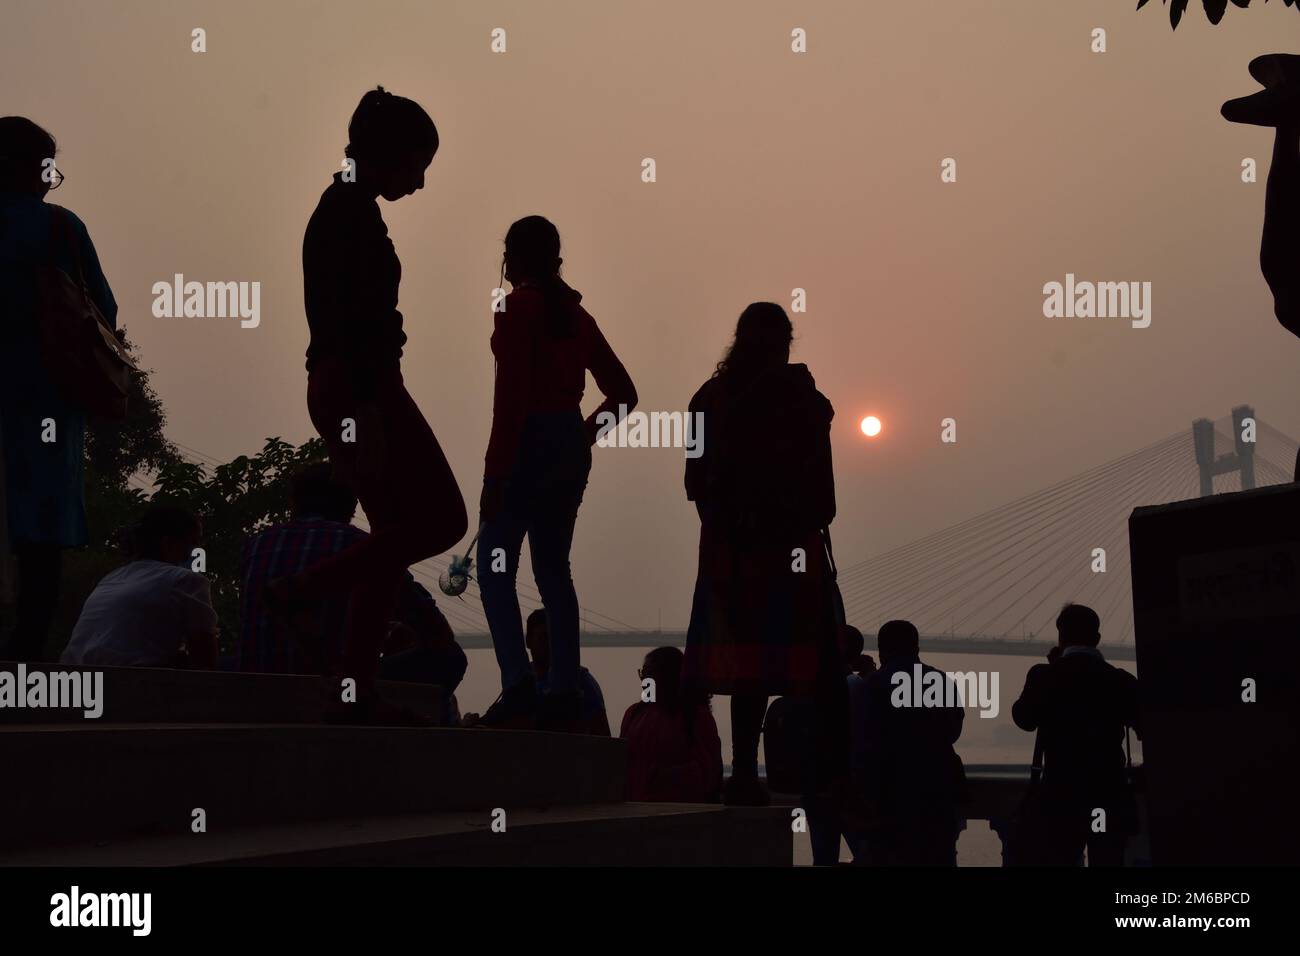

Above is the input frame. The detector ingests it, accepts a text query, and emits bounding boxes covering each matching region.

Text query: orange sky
[4,0,1299,628]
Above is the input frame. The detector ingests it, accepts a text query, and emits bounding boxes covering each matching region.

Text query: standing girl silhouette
[284,88,467,722]
[683,303,846,805]
[477,216,637,729]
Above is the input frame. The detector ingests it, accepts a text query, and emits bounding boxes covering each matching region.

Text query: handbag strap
[820,526,849,632]
[821,525,839,578]
[1029,729,1044,786]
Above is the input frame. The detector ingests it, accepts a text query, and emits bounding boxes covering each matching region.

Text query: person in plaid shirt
[238,465,466,698]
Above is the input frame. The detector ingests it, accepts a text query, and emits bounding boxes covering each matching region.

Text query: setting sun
[861,415,882,437]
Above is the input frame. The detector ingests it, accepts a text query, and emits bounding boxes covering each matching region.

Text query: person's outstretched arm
[583,319,637,445]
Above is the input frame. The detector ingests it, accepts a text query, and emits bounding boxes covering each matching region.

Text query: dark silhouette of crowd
[0,81,1180,866]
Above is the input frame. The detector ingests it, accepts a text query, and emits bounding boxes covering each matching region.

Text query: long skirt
[683,518,839,697]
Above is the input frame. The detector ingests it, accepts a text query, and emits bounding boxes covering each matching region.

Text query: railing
[768,763,1151,866]
[453,632,1138,660]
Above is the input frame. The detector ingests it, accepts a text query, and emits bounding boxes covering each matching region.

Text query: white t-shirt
[61,559,219,667]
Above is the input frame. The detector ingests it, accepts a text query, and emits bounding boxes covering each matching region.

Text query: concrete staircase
[0,661,449,724]
[0,664,791,866]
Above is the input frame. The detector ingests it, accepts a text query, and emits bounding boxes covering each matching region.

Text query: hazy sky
[5,0,1299,630]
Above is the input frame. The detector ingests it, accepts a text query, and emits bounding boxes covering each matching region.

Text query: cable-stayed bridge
[836,413,1298,653]
[160,411,1299,656]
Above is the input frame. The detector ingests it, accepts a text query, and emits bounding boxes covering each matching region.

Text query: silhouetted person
[620,646,723,802]
[859,620,965,866]
[765,623,874,864]
[0,117,117,661]
[521,608,610,735]
[239,464,466,702]
[274,88,468,723]
[836,624,875,862]
[682,302,845,807]
[476,216,637,729]
[61,503,217,668]
[377,607,467,723]
[1222,55,1300,475]
[1011,603,1140,866]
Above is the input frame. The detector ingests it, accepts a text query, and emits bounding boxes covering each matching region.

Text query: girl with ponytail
[278,87,467,723]
[475,215,638,729]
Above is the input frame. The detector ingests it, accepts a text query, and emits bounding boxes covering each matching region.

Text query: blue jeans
[478,412,592,694]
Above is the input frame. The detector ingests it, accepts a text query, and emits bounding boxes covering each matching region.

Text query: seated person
[620,646,723,802]
[61,502,217,668]
[844,624,876,680]
[379,587,469,711]
[526,608,610,736]
[238,464,465,701]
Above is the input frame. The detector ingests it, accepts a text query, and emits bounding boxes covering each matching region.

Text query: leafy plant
[1137,0,1300,30]
[83,333,183,549]
[151,435,329,651]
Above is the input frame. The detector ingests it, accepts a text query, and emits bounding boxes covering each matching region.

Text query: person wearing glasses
[0,116,117,662]
[620,646,723,803]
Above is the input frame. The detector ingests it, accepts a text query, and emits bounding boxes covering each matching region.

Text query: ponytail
[345,86,439,164]
[503,215,577,339]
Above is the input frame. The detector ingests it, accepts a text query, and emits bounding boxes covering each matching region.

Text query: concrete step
[0,803,791,867]
[0,724,625,851]
[0,661,448,725]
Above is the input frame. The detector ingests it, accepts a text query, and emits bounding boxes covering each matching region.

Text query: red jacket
[484,279,636,479]
[619,702,723,803]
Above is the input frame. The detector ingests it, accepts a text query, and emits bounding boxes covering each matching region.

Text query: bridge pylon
[1192,404,1256,497]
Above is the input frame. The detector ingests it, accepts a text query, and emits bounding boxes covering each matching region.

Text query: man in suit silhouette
[1012,603,1140,866]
